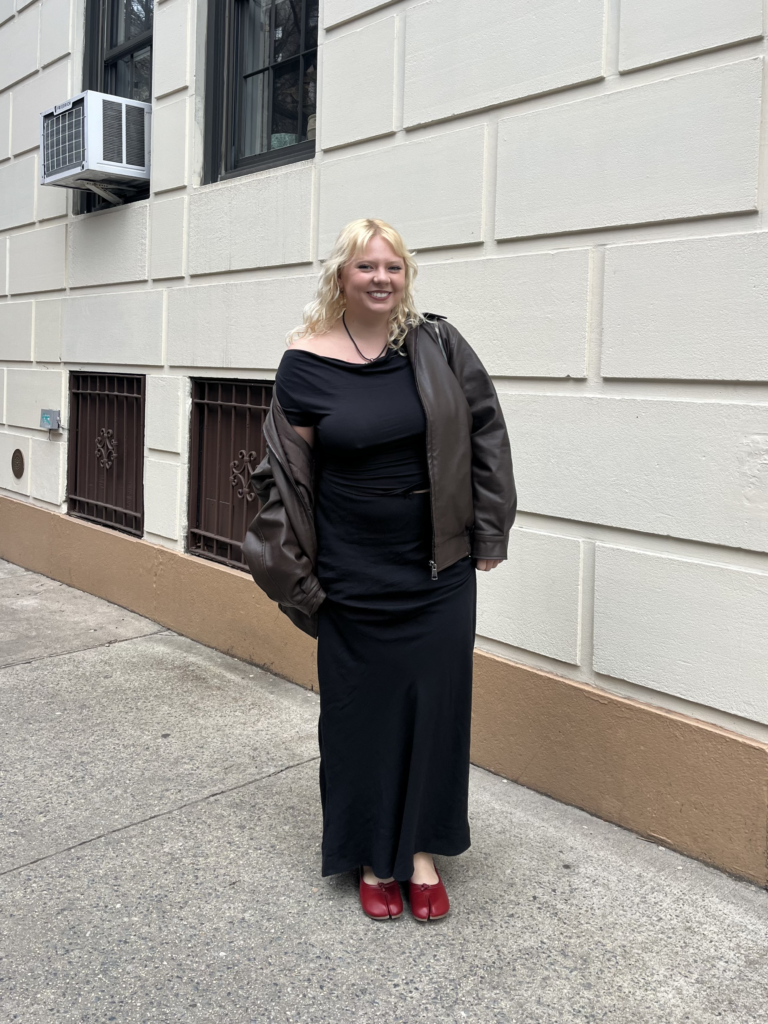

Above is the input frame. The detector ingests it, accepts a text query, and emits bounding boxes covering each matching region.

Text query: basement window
[188,379,273,570]
[67,373,146,537]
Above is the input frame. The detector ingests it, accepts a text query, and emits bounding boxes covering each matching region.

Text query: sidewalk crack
[0,629,173,673]
[0,754,321,878]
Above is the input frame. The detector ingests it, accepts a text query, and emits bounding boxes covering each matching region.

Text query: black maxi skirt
[316,483,476,881]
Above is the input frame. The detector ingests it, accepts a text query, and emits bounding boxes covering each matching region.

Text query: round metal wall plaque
[11,449,25,480]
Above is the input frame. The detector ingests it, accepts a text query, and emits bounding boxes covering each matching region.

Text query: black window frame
[204,0,318,184]
[77,0,154,213]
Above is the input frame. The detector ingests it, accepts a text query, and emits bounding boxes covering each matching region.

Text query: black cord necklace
[342,312,389,363]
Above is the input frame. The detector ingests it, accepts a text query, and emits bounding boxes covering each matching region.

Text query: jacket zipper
[411,329,438,580]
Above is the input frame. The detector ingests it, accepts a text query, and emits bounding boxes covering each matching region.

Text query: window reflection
[114,45,152,101]
[110,0,153,47]
[235,0,318,161]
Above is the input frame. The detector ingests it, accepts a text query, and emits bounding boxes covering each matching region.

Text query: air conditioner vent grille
[125,104,145,167]
[43,101,85,175]
[102,99,123,163]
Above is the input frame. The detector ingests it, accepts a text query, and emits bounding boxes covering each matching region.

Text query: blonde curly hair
[287,219,423,350]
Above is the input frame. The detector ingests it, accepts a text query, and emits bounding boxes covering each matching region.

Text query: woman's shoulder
[286,335,322,353]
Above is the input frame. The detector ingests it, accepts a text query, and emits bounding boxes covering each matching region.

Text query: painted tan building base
[2,494,766,888]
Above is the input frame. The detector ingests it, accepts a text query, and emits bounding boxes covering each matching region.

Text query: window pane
[272,0,301,63]
[302,51,317,141]
[111,45,152,101]
[237,0,271,75]
[304,0,318,51]
[110,0,153,47]
[238,69,269,158]
[271,58,300,148]
[231,0,317,165]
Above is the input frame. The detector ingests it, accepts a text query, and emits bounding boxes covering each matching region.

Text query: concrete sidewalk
[0,558,766,1024]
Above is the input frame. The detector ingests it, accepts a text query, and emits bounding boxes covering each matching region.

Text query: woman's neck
[341,310,390,346]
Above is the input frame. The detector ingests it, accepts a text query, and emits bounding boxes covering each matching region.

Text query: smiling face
[338,235,406,321]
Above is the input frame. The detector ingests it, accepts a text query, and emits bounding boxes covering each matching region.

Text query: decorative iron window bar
[67,373,146,537]
[188,378,273,570]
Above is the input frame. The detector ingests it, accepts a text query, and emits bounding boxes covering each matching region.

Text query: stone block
[153,0,189,98]
[324,0,396,28]
[0,432,30,494]
[594,544,768,724]
[146,375,183,453]
[0,90,10,160]
[36,176,68,220]
[0,367,4,421]
[321,16,395,149]
[34,297,61,361]
[9,223,67,294]
[416,249,590,377]
[11,60,70,155]
[619,0,763,72]
[151,98,188,193]
[0,0,14,25]
[0,154,36,231]
[0,301,33,359]
[167,276,316,369]
[477,528,583,664]
[0,237,7,295]
[188,163,312,275]
[30,436,65,504]
[405,0,604,128]
[319,125,485,255]
[496,58,762,240]
[62,290,164,365]
[150,196,185,279]
[603,232,768,381]
[501,393,768,552]
[0,5,39,91]
[69,203,148,287]
[40,0,71,66]
[6,367,64,429]
[144,459,180,540]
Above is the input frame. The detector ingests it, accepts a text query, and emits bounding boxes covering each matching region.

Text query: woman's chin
[359,300,396,317]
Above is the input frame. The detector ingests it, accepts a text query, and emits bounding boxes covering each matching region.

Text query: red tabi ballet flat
[359,872,404,920]
[409,870,450,921]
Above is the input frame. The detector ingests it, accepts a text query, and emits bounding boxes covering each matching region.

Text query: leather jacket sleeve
[441,321,517,560]
[243,449,325,630]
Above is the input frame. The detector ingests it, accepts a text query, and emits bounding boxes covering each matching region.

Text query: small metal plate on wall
[11,449,25,479]
[40,408,61,430]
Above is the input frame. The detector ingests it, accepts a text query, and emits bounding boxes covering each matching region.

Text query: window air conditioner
[39,90,151,205]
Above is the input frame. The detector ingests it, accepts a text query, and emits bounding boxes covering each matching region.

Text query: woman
[244,219,516,922]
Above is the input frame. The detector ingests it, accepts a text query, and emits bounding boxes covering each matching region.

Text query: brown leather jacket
[243,317,517,637]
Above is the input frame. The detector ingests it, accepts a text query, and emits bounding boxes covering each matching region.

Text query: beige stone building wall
[2,0,768,881]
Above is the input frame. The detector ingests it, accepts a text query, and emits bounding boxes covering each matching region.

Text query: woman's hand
[475,559,502,572]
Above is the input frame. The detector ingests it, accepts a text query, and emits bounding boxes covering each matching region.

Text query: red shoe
[359,871,403,920]
[409,869,450,921]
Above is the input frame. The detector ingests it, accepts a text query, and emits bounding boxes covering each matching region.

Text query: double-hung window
[79,0,154,210]
[102,0,154,101]
[205,0,319,181]
[84,0,154,102]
